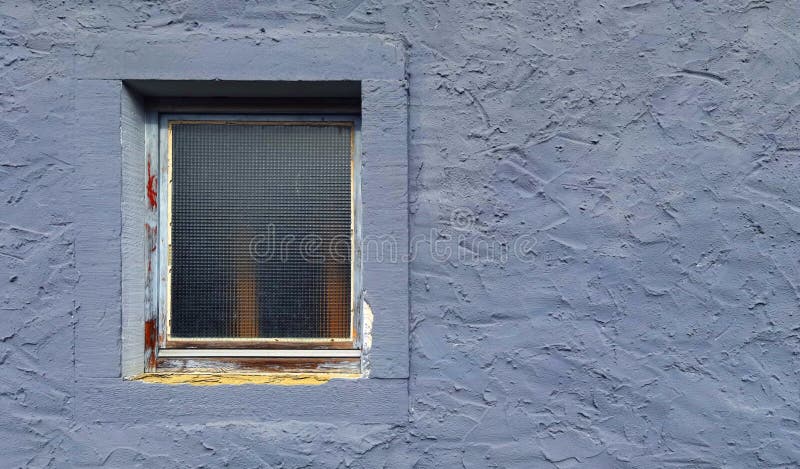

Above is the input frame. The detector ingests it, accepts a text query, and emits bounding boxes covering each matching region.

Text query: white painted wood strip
[158,349,361,358]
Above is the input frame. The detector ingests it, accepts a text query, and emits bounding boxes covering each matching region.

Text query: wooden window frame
[144,111,363,374]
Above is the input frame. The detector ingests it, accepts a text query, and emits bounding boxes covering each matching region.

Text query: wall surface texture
[2,1,800,467]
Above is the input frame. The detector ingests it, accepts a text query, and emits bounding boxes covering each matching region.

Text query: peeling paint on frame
[143,109,161,373]
[146,157,158,209]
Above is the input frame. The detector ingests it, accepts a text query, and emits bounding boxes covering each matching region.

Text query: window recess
[146,113,362,374]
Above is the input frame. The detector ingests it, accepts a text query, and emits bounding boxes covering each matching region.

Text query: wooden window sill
[130,372,361,386]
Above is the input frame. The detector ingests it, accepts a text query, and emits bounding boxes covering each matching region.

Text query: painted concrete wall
[2,1,799,467]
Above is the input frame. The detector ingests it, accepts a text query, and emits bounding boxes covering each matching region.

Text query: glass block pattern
[170,122,352,339]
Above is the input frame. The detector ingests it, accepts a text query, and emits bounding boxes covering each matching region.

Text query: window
[149,114,362,373]
[117,76,406,386]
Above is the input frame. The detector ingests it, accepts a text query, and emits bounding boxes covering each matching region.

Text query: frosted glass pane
[170,122,352,339]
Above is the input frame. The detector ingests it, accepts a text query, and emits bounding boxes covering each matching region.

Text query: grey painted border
[76,35,408,423]
[121,85,146,377]
[77,377,408,424]
[76,79,124,379]
[77,34,405,81]
[361,79,409,378]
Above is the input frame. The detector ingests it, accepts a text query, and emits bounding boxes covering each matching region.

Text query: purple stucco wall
[2,1,800,467]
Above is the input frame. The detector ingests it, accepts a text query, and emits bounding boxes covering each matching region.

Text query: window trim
[145,112,363,372]
[82,33,407,409]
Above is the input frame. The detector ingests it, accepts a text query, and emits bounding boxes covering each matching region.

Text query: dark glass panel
[170,122,352,339]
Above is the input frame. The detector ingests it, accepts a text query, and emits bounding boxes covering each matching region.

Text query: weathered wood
[156,357,360,374]
[143,109,160,372]
[163,339,357,350]
[158,349,361,358]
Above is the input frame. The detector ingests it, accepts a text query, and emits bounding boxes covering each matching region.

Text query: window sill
[157,349,361,358]
[129,372,361,386]
[153,355,361,374]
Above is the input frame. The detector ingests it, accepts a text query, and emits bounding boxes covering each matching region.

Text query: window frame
[145,112,364,373]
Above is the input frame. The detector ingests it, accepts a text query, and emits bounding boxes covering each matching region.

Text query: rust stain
[131,372,359,386]
[146,157,158,209]
[144,318,157,370]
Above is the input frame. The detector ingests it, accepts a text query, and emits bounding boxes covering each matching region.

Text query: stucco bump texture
[2,1,800,467]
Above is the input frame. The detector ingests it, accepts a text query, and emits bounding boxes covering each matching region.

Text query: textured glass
[170,122,352,339]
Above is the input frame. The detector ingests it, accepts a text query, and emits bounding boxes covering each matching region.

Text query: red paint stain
[145,223,158,274]
[144,318,157,369]
[147,157,158,209]
[145,223,157,252]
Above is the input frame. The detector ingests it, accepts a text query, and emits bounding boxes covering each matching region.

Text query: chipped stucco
[361,298,374,376]
[2,0,800,467]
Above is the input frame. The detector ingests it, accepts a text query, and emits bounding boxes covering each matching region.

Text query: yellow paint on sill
[131,373,360,386]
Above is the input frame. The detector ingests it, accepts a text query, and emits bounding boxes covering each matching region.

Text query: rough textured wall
[2,0,800,467]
